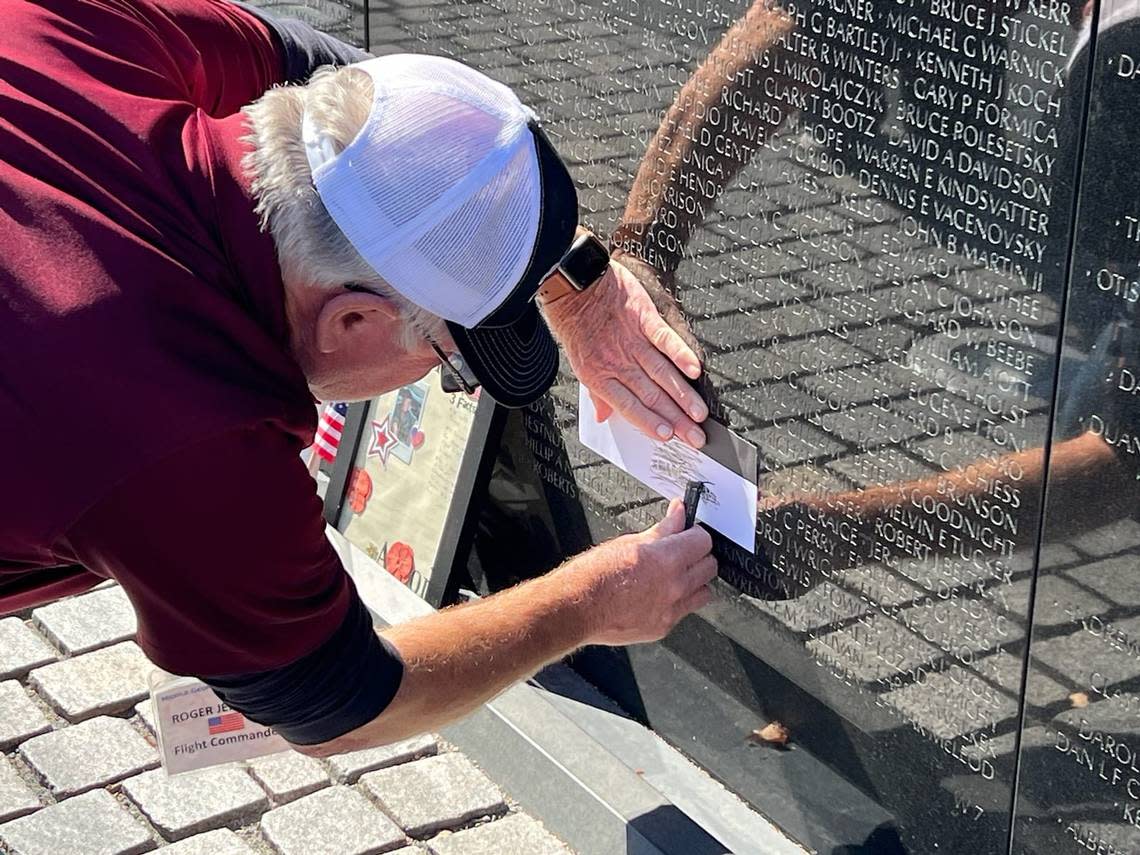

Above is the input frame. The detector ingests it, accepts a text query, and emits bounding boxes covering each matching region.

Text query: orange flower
[385,541,415,583]
[347,468,373,514]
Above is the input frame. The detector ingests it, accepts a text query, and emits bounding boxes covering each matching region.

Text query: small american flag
[314,402,348,463]
[207,712,245,735]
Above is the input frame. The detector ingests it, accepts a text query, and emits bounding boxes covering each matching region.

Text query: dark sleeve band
[203,592,404,745]
[231,1,370,82]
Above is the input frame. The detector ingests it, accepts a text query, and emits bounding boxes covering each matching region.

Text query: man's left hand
[541,257,709,448]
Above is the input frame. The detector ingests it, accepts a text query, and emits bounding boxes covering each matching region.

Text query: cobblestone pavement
[0,584,574,855]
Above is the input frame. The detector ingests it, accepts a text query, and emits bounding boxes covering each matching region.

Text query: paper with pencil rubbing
[578,386,758,552]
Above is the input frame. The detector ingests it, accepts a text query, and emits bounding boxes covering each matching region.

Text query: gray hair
[242,65,446,347]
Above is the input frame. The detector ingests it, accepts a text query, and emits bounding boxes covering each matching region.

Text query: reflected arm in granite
[770,430,1140,581]
[602,1,798,420]
[612,0,796,276]
[538,1,798,453]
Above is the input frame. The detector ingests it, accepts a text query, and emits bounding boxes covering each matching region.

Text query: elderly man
[0,0,716,754]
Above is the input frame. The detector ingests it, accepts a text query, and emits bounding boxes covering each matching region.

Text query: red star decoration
[367,416,397,466]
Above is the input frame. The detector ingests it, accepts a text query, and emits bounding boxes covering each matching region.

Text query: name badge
[150,672,290,775]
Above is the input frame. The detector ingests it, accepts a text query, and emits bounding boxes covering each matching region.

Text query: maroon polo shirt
[0,0,356,679]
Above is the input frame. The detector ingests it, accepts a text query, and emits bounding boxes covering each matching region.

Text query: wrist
[538,230,610,306]
[535,270,579,309]
[539,264,610,332]
[549,551,608,646]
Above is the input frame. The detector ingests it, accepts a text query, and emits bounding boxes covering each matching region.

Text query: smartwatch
[537,232,611,303]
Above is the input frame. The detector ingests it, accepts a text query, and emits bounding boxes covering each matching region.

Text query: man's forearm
[295,564,594,755]
[291,501,715,757]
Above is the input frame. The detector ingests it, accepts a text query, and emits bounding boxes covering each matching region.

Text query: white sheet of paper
[578,386,757,552]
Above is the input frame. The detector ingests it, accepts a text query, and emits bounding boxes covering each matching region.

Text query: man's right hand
[564,499,717,646]
[291,499,716,757]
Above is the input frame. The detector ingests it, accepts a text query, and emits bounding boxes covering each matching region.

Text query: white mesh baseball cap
[302,54,577,407]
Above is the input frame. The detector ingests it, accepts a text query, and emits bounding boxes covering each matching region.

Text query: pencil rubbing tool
[578,387,759,551]
[683,480,709,530]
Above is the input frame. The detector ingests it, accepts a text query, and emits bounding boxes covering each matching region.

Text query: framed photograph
[387,381,428,465]
[323,367,504,607]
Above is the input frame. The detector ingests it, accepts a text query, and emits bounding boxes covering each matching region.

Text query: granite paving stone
[134,699,157,735]
[0,619,57,680]
[1031,620,1140,686]
[882,665,1020,741]
[427,814,572,855]
[361,753,507,838]
[0,757,40,823]
[0,789,152,855]
[29,641,152,722]
[0,680,51,750]
[326,734,437,783]
[121,765,267,841]
[32,587,138,655]
[1064,554,1140,607]
[19,716,158,797]
[259,786,405,855]
[246,751,329,804]
[1068,517,1140,557]
[159,828,257,855]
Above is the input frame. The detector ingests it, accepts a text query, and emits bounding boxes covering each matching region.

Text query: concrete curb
[328,528,805,855]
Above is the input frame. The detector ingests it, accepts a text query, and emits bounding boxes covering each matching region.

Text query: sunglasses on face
[426,336,480,395]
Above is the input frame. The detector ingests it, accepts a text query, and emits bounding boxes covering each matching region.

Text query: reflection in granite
[308,0,1140,850]
[1010,2,1140,850]
[257,0,363,46]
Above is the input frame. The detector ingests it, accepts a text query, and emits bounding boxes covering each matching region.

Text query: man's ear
[313,289,401,354]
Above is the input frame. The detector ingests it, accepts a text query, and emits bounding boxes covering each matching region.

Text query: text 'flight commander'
[0,0,717,752]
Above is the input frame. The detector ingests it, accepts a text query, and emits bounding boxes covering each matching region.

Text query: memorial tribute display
[333,367,492,605]
[266,0,1140,850]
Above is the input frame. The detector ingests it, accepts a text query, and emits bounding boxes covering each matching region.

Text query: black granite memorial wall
[256,0,366,46]
[261,0,1140,850]
[399,0,1140,850]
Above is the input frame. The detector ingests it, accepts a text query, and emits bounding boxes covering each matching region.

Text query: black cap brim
[446,309,559,408]
[448,120,577,408]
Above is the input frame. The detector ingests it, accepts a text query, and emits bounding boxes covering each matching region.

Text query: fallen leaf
[747,721,790,747]
[1069,692,1089,708]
